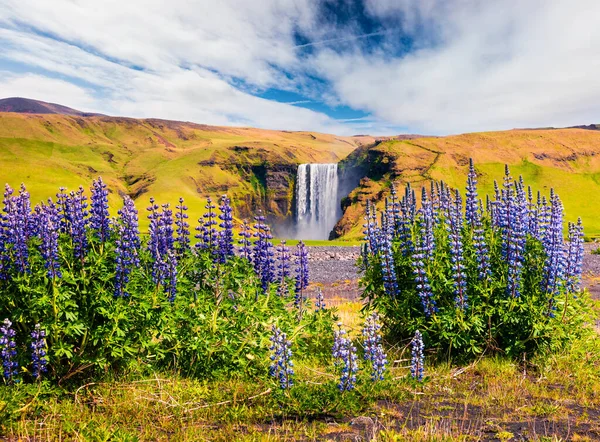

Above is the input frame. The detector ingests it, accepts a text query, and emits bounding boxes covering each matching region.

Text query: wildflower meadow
[0,162,598,440]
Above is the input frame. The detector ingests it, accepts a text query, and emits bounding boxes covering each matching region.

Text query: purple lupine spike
[564,218,584,293]
[381,206,399,298]
[275,240,291,296]
[3,184,31,273]
[147,199,173,285]
[362,313,387,382]
[114,196,140,298]
[39,199,62,279]
[238,219,253,261]
[500,166,525,298]
[541,192,565,315]
[537,194,550,243]
[515,177,529,236]
[413,215,437,317]
[0,190,9,280]
[90,177,110,242]
[410,330,425,381]
[202,197,218,250]
[269,325,294,390]
[66,186,89,261]
[398,189,414,257]
[217,195,234,263]
[473,200,491,280]
[175,197,190,255]
[30,324,48,381]
[448,190,467,310]
[465,158,478,228]
[0,318,19,384]
[332,323,358,392]
[253,214,275,294]
[420,188,435,261]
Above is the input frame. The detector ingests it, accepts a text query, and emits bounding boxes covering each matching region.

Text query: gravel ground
[309,244,600,301]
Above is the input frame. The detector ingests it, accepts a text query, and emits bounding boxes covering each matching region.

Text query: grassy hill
[336,129,600,239]
[0,112,379,232]
[2,110,600,239]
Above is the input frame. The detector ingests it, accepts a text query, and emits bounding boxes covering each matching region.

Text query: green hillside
[336,129,600,239]
[2,112,600,239]
[0,112,373,232]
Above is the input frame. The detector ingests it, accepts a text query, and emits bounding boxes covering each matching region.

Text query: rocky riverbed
[308,243,600,302]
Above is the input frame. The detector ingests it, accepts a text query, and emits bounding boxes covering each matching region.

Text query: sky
[1,0,600,136]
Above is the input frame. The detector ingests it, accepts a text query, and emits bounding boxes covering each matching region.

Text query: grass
[3,298,599,441]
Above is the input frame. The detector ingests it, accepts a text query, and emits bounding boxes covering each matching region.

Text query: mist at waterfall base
[294,163,341,240]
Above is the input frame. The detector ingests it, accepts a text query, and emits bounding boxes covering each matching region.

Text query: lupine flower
[275,241,291,296]
[398,192,414,256]
[564,218,584,293]
[332,323,358,391]
[114,196,140,298]
[362,313,387,381]
[269,325,294,390]
[465,158,478,228]
[541,192,565,315]
[30,324,48,380]
[90,177,110,242]
[39,199,62,279]
[413,220,437,317]
[165,251,177,303]
[294,241,309,308]
[217,195,234,263]
[238,219,253,261]
[473,200,491,280]
[315,287,326,311]
[2,184,30,273]
[448,190,467,310]
[0,319,19,384]
[66,186,89,261]
[175,197,190,255]
[537,194,550,243]
[420,188,435,261]
[363,200,377,256]
[253,214,275,294]
[381,208,399,298]
[500,167,525,298]
[410,330,425,381]
[202,197,218,249]
[147,200,174,284]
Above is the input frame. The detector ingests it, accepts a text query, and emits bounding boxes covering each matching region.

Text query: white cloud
[0,72,98,111]
[2,0,600,134]
[317,0,600,133]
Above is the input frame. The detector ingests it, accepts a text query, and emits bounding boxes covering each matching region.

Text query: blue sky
[1,0,600,135]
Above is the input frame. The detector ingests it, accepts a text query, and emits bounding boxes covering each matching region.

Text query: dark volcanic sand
[309,244,600,302]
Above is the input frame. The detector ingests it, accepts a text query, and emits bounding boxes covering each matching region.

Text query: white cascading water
[295,163,340,240]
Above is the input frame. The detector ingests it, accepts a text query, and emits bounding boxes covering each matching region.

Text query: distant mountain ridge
[0,97,105,117]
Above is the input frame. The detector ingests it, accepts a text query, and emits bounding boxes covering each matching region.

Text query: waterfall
[295,163,340,240]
